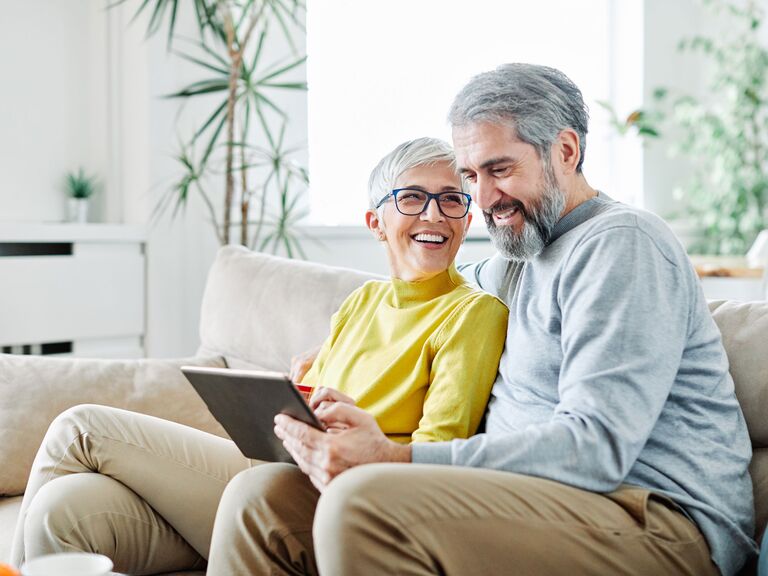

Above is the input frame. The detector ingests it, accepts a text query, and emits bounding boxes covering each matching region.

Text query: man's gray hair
[449,63,589,172]
[368,137,461,209]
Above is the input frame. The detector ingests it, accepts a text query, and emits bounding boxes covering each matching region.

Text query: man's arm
[414,226,691,492]
[457,254,508,297]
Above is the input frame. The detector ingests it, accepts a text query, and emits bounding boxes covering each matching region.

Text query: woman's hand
[309,386,356,412]
[289,345,321,383]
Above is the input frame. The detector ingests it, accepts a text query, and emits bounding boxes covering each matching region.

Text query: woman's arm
[411,294,508,443]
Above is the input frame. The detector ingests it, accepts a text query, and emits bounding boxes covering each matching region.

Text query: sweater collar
[547,191,614,245]
[389,264,464,308]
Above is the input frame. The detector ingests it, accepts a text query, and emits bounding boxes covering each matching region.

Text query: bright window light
[307,0,640,225]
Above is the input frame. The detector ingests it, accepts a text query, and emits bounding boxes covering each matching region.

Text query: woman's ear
[366,209,386,241]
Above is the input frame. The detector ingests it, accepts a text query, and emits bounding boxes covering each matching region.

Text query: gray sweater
[411,193,756,575]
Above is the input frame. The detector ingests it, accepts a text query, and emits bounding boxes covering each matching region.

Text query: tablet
[181,365,323,462]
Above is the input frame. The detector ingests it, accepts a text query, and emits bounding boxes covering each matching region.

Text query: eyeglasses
[375,188,472,219]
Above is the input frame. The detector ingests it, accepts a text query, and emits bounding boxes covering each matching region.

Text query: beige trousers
[11,404,259,574]
[213,465,721,576]
[13,404,721,575]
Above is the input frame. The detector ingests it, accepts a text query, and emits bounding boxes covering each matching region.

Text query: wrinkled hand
[308,386,356,416]
[289,346,321,383]
[274,403,411,491]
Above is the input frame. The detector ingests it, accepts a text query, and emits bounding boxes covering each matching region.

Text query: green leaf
[637,127,660,137]
[256,55,307,84]
[166,79,230,98]
[252,91,288,118]
[173,50,229,76]
[259,81,308,90]
[249,28,269,76]
[193,99,228,141]
[201,114,227,168]
[166,0,179,47]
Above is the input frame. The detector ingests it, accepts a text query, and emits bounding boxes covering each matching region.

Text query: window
[307,0,642,225]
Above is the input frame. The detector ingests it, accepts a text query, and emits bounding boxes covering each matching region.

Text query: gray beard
[483,168,566,262]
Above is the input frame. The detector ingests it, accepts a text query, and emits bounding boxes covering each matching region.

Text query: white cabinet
[0,224,146,358]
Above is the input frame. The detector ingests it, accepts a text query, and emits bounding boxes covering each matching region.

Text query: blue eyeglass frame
[375,188,472,219]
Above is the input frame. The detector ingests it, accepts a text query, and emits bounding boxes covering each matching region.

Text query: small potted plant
[64,168,97,223]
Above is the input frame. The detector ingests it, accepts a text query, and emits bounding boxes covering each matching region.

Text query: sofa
[0,245,766,574]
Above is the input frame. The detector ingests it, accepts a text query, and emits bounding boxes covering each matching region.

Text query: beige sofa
[1,245,766,574]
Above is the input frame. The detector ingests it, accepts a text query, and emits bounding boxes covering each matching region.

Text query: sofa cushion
[709,300,768,448]
[0,355,227,497]
[197,246,379,371]
[751,448,768,545]
[0,496,21,563]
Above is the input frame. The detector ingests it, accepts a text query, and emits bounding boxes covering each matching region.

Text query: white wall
[0,1,111,222]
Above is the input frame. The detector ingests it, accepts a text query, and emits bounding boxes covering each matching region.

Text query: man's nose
[472,176,499,211]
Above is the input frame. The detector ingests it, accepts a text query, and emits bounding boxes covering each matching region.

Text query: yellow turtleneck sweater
[301,264,508,443]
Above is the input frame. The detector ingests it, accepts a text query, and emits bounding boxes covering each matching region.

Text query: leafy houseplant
[600,0,768,255]
[668,0,768,255]
[118,0,309,257]
[64,168,97,223]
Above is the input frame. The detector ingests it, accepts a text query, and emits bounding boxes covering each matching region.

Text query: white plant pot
[68,198,89,223]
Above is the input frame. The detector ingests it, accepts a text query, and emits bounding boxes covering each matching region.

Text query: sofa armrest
[0,354,227,496]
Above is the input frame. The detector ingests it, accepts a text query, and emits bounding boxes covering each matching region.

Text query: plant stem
[237,4,264,246]
[220,1,266,246]
[220,2,239,245]
[240,118,250,245]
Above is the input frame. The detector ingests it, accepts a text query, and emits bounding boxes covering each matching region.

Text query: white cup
[21,552,113,576]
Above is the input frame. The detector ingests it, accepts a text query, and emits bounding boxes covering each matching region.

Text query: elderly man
[209,64,756,576]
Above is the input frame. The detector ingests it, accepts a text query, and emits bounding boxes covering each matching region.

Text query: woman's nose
[421,198,445,221]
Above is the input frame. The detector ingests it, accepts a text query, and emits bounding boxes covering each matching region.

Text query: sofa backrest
[197,246,379,371]
[709,300,768,545]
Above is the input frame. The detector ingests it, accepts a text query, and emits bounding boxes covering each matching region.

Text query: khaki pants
[13,404,720,575]
[212,464,720,576]
[11,404,256,574]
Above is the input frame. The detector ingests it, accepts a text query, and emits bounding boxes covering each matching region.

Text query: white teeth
[413,233,446,244]
[494,207,519,220]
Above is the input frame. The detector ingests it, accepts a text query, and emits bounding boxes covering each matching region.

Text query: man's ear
[462,211,473,242]
[366,209,386,241]
[554,128,581,175]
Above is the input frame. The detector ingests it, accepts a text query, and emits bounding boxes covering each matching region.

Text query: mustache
[483,199,527,220]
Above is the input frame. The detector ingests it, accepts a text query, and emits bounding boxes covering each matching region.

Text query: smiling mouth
[493,206,520,222]
[486,200,526,226]
[412,233,447,245]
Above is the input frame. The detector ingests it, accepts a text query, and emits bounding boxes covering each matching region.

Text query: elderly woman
[11,137,507,575]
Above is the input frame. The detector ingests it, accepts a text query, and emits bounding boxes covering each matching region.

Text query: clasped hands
[274,386,411,492]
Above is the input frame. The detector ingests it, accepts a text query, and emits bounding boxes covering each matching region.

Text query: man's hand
[274,403,411,491]
[289,346,321,383]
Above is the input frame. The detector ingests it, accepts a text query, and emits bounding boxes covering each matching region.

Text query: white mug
[21,552,113,576]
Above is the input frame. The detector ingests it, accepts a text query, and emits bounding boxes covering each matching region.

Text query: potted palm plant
[118,0,309,256]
